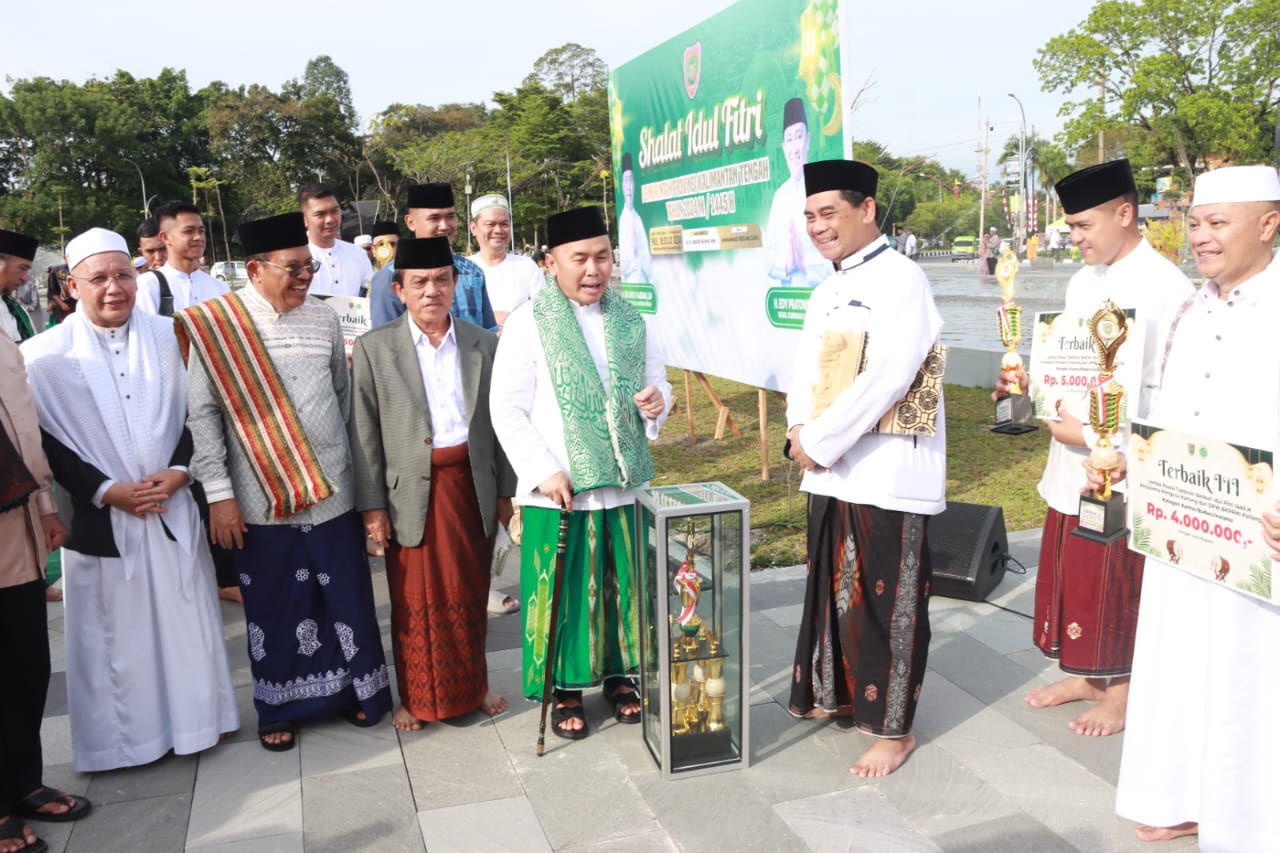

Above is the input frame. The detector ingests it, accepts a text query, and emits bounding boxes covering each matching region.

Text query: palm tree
[998,133,1073,224]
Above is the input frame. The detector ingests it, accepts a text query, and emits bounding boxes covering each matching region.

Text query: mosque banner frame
[608,0,854,392]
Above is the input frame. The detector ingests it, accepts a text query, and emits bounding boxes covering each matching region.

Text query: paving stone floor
[29,528,1200,852]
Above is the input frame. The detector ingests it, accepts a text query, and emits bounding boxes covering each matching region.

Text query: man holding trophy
[996,159,1192,737]
[1110,165,1280,850]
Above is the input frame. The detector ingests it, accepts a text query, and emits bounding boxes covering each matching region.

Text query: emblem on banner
[683,42,702,99]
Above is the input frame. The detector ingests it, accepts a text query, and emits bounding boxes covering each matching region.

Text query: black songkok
[395,236,454,270]
[803,159,879,198]
[406,183,454,210]
[1055,159,1137,215]
[370,221,400,238]
[782,97,807,130]
[0,229,39,261]
[546,207,609,249]
[621,152,634,174]
[238,212,308,256]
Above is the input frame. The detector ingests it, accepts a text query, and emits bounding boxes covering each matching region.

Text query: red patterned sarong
[1034,507,1143,677]
[385,443,492,720]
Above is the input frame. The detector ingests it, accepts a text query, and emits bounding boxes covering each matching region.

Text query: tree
[1035,0,1280,184]
[526,43,608,103]
[286,55,359,134]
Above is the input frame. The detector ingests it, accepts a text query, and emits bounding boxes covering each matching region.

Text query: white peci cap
[1191,165,1280,208]
[65,227,130,271]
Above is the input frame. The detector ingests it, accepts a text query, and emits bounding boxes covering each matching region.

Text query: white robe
[1115,251,1280,852]
[489,296,671,512]
[22,311,238,772]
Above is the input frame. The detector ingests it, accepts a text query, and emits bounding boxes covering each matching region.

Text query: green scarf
[3,293,34,341]
[533,284,654,491]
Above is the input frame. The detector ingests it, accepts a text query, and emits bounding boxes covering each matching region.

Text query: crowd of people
[1,157,1279,853]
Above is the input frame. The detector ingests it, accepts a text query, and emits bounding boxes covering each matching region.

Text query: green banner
[610,0,846,390]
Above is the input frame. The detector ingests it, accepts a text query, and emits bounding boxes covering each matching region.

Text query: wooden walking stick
[536,508,573,756]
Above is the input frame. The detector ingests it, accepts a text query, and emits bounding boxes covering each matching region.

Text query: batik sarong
[1034,506,1143,677]
[234,510,392,724]
[520,505,640,699]
[789,495,931,737]
[386,444,492,720]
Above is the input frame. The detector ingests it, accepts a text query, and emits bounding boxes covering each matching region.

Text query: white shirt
[490,297,671,511]
[0,302,23,342]
[308,239,374,298]
[764,174,829,287]
[467,252,546,314]
[786,237,947,515]
[135,264,229,314]
[1036,238,1195,513]
[407,317,468,448]
[618,206,652,283]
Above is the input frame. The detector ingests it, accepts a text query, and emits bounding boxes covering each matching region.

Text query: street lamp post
[1007,93,1027,258]
[122,157,151,219]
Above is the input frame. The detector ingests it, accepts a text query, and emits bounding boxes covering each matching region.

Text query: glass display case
[633,482,749,779]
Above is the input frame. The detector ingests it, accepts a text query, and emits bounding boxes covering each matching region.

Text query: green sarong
[521,505,641,698]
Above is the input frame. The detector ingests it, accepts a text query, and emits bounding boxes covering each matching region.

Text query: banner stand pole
[758,389,770,480]
[693,372,741,440]
[683,370,697,442]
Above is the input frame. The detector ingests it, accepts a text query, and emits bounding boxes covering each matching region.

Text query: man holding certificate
[1110,165,1280,850]
[786,159,946,778]
[998,159,1192,737]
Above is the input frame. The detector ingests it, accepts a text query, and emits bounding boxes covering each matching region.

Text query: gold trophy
[1074,299,1130,544]
[991,248,1038,434]
[705,657,727,732]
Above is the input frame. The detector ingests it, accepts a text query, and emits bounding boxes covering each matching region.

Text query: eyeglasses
[257,258,321,278]
[70,271,137,288]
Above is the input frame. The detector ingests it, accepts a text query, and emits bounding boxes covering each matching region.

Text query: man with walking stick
[490,206,671,742]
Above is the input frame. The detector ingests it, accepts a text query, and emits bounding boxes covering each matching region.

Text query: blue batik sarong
[232,511,392,725]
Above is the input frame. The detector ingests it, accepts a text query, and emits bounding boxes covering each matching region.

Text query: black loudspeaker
[928,502,1008,601]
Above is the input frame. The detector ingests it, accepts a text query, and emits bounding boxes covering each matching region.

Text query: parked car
[209,260,249,288]
[950,235,977,262]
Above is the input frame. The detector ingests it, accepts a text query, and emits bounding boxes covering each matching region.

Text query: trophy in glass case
[635,482,750,779]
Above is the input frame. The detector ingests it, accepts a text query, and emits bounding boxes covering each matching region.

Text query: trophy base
[1073,493,1129,545]
[991,394,1039,435]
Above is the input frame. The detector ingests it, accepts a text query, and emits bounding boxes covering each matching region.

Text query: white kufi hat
[65,227,130,271]
[1191,165,1280,208]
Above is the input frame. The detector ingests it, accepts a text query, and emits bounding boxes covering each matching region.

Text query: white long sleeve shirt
[1036,238,1194,513]
[135,264,229,314]
[786,236,947,515]
[489,297,671,511]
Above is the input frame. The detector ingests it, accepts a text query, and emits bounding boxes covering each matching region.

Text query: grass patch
[651,370,1048,569]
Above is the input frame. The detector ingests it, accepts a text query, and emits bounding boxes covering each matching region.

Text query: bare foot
[1135,821,1198,842]
[481,690,508,716]
[392,705,424,732]
[218,586,243,604]
[0,817,39,853]
[1068,678,1128,737]
[850,733,916,778]
[1025,676,1105,708]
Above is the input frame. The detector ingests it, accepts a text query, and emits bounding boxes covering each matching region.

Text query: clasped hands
[102,470,189,520]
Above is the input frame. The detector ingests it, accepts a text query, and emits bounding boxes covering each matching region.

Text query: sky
[3,0,1090,178]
